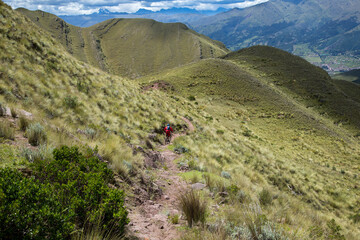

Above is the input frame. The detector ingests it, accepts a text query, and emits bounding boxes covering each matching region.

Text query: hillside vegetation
[139,46,360,239]
[16,8,229,78]
[1,1,360,240]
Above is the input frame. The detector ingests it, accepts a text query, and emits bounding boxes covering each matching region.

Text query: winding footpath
[127,117,195,240]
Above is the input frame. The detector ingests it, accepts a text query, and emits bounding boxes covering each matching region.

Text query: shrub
[221,171,231,179]
[180,190,207,228]
[0,121,14,140]
[0,168,74,240]
[26,122,47,146]
[216,129,224,134]
[0,146,129,239]
[259,189,273,206]
[188,95,196,101]
[243,129,252,137]
[18,115,30,131]
[241,204,288,240]
[188,159,198,170]
[32,146,128,229]
[85,127,96,139]
[64,95,78,109]
[169,214,179,224]
[174,144,189,154]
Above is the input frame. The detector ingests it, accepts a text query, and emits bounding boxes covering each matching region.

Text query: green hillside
[1,1,360,239]
[139,46,360,239]
[223,46,360,130]
[16,8,229,78]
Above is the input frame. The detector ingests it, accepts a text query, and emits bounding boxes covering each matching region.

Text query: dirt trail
[127,117,194,240]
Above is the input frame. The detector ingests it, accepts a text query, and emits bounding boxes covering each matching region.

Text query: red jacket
[164,126,173,136]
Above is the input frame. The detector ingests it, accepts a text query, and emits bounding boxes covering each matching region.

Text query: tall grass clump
[21,145,54,163]
[0,102,6,116]
[10,108,17,118]
[241,203,287,240]
[26,122,47,146]
[64,95,78,109]
[18,115,30,131]
[180,190,207,228]
[0,121,14,140]
[259,189,272,206]
[71,222,120,240]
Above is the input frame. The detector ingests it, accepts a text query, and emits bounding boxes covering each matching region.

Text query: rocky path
[127,117,194,240]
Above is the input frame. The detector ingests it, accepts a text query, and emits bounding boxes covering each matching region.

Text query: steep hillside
[1,1,360,239]
[16,8,229,78]
[191,0,360,73]
[223,46,360,129]
[139,46,360,239]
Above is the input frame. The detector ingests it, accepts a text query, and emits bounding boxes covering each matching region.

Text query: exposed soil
[127,117,194,240]
[142,81,175,92]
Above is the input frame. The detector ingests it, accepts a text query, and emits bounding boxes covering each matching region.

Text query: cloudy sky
[4,0,269,15]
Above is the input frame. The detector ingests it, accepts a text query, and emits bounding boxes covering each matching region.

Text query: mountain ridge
[17,7,229,78]
[191,0,360,73]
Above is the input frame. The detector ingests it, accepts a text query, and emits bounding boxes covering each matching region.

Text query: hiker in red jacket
[164,124,173,144]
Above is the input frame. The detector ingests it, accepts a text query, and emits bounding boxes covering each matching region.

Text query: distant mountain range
[59,7,227,28]
[190,0,360,73]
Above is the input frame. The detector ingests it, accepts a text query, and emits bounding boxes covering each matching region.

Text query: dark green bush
[64,95,78,109]
[188,95,196,101]
[259,189,273,206]
[0,146,128,239]
[0,168,74,240]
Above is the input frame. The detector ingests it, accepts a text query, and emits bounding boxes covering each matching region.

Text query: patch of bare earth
[127,118,194,240]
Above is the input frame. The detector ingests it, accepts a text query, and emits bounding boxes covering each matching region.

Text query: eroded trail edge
[127,117,194,240]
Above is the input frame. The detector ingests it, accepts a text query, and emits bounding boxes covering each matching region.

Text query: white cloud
[106,2,143,13]
[227,0,269,8]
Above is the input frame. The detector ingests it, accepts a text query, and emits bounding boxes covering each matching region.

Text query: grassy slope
[16,8,229,78]
[139,46,360,239]
[2,2,360,239]
[224,46,360,130]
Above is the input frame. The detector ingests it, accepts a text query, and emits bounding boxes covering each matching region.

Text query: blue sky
[4,0,269,15]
